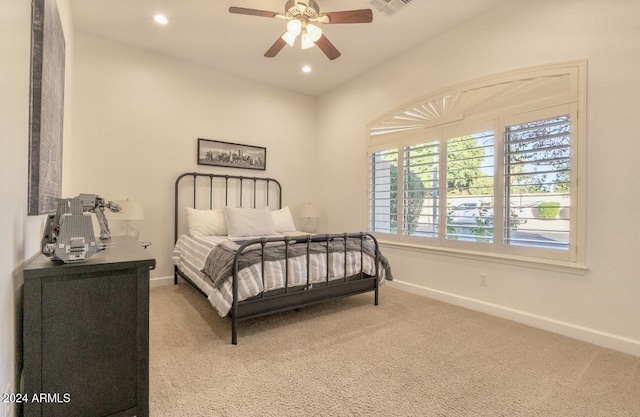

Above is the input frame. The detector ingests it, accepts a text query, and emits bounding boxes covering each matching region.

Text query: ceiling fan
[229,0,373,60]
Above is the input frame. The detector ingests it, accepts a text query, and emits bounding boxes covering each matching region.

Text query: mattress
[172,234,386,316]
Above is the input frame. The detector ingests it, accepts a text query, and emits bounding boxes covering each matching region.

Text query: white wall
[69,33,319,281]
[0,0,73,411]
[0,0,31,406]
[316,0,640,355]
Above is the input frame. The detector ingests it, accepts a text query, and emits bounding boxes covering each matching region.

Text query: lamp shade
[300,203,319,218]
[307,24,322,42]
[287,19,302,36]
[105,200,144,240]
[109,200,144,221]
[301,32,315,49]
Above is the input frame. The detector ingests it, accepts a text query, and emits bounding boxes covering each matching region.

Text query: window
[368,62,585,265]
[446,129,495,243]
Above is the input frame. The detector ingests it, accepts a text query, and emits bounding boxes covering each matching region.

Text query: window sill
[377,239,588,275]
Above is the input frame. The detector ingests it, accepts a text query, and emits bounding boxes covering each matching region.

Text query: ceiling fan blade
[264,34,287,58]
[315,34,341,60]
[320,9,373,24]
[229,7,280,18]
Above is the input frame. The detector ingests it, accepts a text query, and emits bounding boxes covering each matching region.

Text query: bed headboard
[174,172,282,243]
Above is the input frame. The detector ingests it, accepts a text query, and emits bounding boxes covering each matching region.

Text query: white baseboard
[150,275,174,288]
[387,280,640,357]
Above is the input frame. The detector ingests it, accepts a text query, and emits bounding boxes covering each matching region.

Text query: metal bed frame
[174,172,380,344]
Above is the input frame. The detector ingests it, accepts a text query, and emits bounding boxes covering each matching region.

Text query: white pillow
[224,207,278,237]
[186,208,228,236]
[271,206,297,233]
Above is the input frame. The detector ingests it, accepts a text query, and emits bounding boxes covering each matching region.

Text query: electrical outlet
[479,273,488,286]
[2,383,10,417]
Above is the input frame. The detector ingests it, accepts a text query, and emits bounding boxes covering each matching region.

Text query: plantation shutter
[445,130,495,243]
[402,141,440,238]
[369,148,399,234]
[503,114,571,251]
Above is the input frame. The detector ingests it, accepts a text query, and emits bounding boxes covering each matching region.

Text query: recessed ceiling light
[301,65,312,73]
[154,14,169,25]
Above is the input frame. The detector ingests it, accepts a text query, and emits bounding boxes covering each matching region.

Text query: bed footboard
[229,232,381,345]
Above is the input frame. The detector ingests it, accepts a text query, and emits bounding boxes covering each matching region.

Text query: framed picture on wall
[28,0,66,215]
[197,138,266,171]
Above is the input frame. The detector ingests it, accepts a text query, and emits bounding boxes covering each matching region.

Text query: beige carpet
[149,284,640,416]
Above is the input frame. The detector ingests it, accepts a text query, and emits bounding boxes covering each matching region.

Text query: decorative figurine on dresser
[40,194,121,263]
[22,199,155,417]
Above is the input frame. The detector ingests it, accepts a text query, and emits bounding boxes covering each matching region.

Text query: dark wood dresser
[22,237,156,417]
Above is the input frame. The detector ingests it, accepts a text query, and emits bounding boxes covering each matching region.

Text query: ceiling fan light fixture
[281,30,297,47]
[282,19,302,47]
[306,23,322,42]
[286,19,302,36]
[301,31,315,49]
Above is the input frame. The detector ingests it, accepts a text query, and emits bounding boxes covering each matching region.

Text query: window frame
[366,61,587,270]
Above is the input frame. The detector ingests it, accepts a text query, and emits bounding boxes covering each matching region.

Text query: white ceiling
[69,0,510,96]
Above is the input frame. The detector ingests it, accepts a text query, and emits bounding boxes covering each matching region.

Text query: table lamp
[300,203,320,233]
[110,200,144,240]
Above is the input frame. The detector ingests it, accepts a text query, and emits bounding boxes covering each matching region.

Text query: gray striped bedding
[172,234,389,317]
